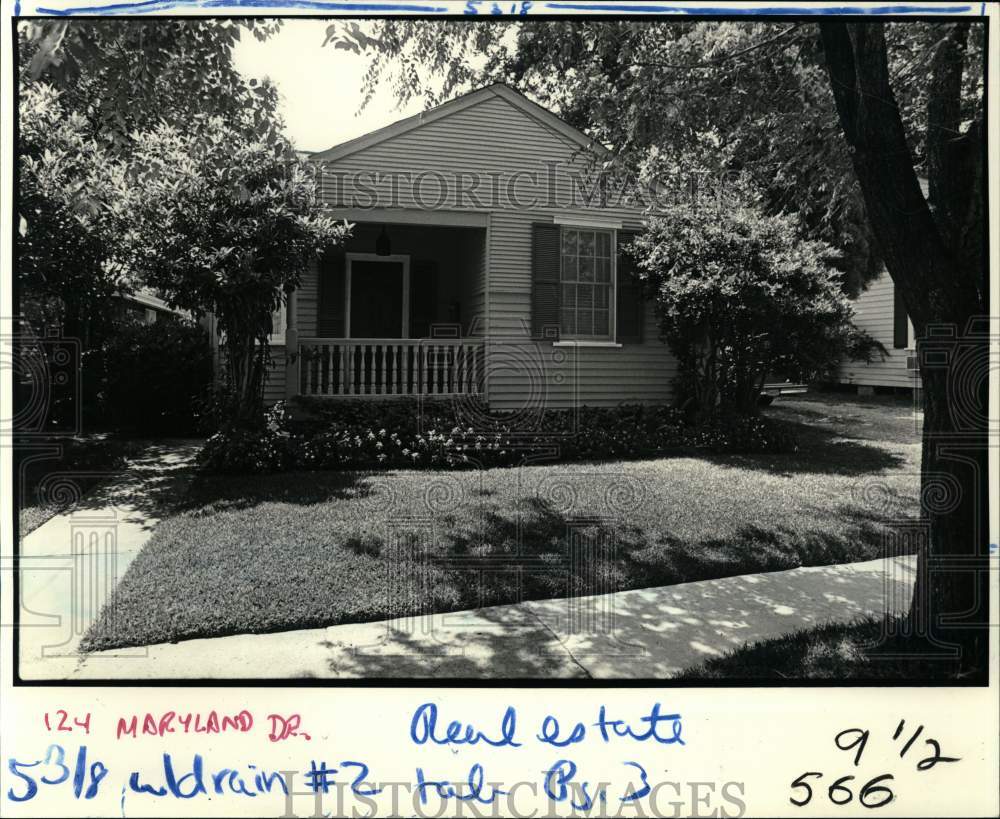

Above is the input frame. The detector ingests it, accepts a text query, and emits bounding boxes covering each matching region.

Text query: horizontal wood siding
[315,91,671,409]
[263,346,287,405]
[838,270,922,389]
[488,293,674,410]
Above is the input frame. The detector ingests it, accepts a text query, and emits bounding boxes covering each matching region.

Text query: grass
[673,616,987,682]
[83,393,923,652]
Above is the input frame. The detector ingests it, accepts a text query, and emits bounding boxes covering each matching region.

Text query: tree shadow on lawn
[696,417,910,478]
[343,496,911,614]
[175,468,385,516]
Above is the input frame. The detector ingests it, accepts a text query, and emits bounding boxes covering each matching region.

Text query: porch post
[284,286,299,399]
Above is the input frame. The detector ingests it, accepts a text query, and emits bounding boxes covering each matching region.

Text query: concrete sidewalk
[63,554,916,681]
[17,440,202,680]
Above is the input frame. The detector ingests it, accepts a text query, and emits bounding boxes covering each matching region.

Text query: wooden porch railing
[297,338,483,397]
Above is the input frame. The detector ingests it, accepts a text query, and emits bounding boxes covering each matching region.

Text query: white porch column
[284,286,299,399]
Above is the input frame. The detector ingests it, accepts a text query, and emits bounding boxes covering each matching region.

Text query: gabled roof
[310,83,608,163]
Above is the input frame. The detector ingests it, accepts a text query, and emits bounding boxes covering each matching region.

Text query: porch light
[375,225,391,256]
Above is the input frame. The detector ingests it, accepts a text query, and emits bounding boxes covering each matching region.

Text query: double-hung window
[560,228,613,339]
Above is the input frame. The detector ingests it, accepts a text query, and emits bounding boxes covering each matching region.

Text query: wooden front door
[349,260,404,338]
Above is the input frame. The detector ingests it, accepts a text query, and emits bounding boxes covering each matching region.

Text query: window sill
[553,340,622,348]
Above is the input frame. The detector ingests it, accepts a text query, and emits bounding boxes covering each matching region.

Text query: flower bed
[198,398,798,474]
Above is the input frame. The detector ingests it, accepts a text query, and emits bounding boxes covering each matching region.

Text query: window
[560,228,613,339]
[270,300,286,343]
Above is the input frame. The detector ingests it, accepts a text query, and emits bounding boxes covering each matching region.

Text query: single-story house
[254,83,672,411]
[836,269,922,394]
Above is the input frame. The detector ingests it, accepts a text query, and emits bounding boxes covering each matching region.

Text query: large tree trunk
[819,21,987,676]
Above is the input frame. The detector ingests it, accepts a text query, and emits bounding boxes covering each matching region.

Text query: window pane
[577,284,594,311]
[271,306,285,335]
[579,231,595,257]
[561,309,576,336]
[594,309,609,336]
[595,284,609,309]
[595,258,611,282]
[577,310,593,336]
[579,257,595,282]
[561,229,578,256]
[561,284,576,310]
[561,255,577,281]
[596,232,611,257]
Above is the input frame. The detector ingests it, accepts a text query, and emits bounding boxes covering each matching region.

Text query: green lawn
[83,393,923,651]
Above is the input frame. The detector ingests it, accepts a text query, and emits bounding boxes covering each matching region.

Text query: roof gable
[310,83,607,164]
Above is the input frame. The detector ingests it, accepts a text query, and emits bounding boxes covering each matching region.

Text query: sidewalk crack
[522,604,593,679]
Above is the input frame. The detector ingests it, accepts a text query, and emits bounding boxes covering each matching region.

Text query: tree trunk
[819,21,987,675]
[220,313,268,429]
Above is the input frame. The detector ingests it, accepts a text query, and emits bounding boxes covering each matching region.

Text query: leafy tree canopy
[18,83,131,339]
[19,18,283,148]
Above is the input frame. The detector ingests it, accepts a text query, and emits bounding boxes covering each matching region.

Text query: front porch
[283,220,486,398]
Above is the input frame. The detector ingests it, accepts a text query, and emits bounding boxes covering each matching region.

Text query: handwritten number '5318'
[789,772,895,809]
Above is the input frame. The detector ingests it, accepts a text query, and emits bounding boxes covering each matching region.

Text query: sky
[231,19,428,154]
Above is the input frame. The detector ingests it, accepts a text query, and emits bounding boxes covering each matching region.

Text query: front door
[349,260,404,338]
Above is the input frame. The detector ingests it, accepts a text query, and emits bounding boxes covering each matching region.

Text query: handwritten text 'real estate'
[7,702,685,809]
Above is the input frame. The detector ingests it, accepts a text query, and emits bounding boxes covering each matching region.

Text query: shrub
[629,184,861,420]
[92,318,213,435]
[197,401,294,473]
[198,399,798,474]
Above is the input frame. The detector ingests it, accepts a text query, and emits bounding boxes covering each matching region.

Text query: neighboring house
[260,83,673,410]
[836,270,922,395]
[837,269,920,393]
[116,288,189,325]
[835,177,930,396]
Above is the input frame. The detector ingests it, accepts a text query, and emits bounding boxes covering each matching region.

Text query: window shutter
[892,281,908,349]
[532,222,561,340]
[616,231,644,344]
[317,248,346,337]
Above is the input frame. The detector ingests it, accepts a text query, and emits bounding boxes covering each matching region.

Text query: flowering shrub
[197,402,293,474]
[198,398,797,474]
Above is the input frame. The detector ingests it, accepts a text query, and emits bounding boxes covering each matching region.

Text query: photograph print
[11,8,991,683]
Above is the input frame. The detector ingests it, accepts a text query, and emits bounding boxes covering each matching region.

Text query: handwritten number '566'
[789,772,895,809]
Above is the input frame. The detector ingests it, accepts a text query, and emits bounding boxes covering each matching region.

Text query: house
[116,287,189,325]
[836,268,922,395]
[261,83,674,411]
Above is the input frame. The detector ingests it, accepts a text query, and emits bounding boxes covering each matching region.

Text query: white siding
[838,269,922,390]
[313,90,675,410]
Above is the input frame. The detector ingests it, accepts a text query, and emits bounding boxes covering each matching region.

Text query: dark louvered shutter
[893,281,908,349]
[317,248,346,337]
[616,231,644,344]
[532,222,561,340]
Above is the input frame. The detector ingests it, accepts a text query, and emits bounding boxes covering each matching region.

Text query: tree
[19,19,282,149]
[631,182,866,420]
[17,83,130,344]
[121,116,348,427]
[819,21,987,673]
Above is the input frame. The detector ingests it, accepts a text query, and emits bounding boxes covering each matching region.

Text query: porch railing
[297,338,484,397]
